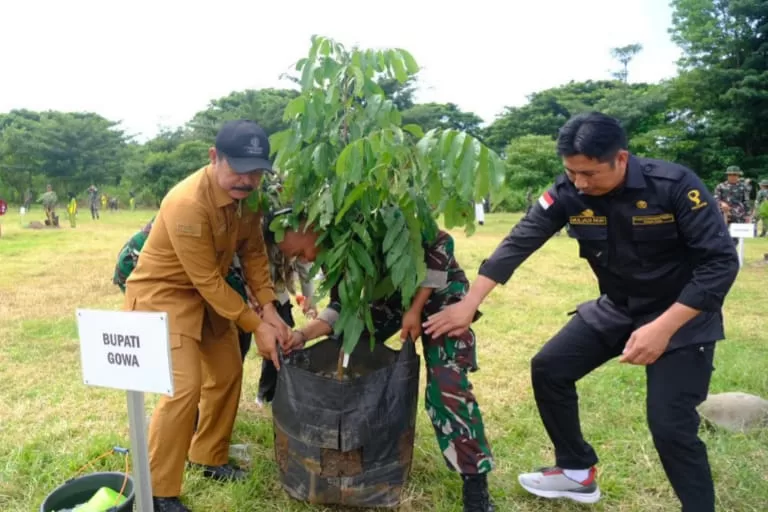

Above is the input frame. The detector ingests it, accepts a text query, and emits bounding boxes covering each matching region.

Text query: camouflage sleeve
[713,183,725,202]
[112,230,149,292]
[419,231,454,289]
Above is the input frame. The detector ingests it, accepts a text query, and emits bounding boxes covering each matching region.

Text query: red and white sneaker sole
[518,476,602,504]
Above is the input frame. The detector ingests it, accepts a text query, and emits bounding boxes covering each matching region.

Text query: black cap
[215,120,274,174]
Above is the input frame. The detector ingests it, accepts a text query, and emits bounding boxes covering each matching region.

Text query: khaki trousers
[148,316,243,497]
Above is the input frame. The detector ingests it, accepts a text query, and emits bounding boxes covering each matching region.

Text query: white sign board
[729,222,755,239]
[76,309,174,395]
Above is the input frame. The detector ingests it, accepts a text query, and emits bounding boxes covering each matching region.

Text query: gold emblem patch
[687,190,708,211]
[636,200,647,209]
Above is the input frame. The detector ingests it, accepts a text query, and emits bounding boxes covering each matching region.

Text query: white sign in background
[76,309,174,396]
[729,222,755,239]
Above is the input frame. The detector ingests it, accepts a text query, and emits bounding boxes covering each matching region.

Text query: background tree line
[1,0,766,211]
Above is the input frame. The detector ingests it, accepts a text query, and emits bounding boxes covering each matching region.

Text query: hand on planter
[255,322,281,370]
[400,309,422,342]
[261,303,292,345]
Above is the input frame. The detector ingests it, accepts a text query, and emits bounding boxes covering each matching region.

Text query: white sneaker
[517,466,601,504]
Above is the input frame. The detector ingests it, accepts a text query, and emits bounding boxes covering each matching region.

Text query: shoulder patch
[176,223,202,237]
[640,159,687,182]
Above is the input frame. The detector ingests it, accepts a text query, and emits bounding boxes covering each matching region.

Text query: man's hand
[619,320,673,365]
[261,303,292,344]
[255,322,281,370]
[400,309,422,342]
[423,298,478,338]
[283,330,307,355]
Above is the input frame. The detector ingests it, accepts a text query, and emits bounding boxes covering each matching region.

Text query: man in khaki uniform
[124,120,291,512]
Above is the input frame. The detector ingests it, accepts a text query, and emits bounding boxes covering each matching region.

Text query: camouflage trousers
[364,285,494,475]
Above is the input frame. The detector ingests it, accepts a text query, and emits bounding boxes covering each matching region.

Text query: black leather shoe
[462,474,495,512]
[190,462,248,482]
[153,496,192,512]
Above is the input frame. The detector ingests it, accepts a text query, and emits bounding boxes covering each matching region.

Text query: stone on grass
[229,443,252,465]
[698,392,768,433]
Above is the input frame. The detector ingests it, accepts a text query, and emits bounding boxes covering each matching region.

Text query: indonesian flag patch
[538,191,555,210]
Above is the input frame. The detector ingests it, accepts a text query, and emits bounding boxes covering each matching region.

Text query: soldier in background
[754,179,768,237]
[87,185,100,220]
[38,184,58,226]
[714,166,751,225]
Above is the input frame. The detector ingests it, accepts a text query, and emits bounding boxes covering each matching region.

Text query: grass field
[0,208,766,512]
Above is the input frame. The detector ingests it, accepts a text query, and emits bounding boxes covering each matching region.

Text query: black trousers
[531,313,716,512]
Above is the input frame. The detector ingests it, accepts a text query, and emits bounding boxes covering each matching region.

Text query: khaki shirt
[124,165,276,340]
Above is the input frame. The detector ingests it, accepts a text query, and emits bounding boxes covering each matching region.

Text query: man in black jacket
[424,112,739,512]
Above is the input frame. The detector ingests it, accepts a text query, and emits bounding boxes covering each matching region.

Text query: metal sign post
[76,309,174,512]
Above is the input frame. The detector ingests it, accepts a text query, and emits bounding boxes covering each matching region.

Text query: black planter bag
[271,336,421,508]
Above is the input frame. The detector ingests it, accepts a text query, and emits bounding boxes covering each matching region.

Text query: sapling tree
[260,35,506,364]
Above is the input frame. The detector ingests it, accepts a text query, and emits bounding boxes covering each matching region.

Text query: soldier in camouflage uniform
[38,184,58,226]
[714,166,751,224]
[754,179,768,237]
[283,226,495,512]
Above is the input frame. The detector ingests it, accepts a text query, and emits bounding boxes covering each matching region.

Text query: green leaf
[391,254,410,288]
[269,129,291,156]
[474,144,490,200]
[335,142,353,176]
[457,136,477,198]
[351,66,365,97]
[352,222,374,250]
[397,49,419,74]
[342,314,365,356]
[300,58,316,90]
[312,143,330,174]
[351,240,376,276]
[377,51,387,72]
[284,96,306,121]
[403,124,424,139]
[335,182,367,224]
[439,130,457,157]
[388,50,408,83]
[320,188,335,227]
[382,214,406,252]
[372,276,395,300]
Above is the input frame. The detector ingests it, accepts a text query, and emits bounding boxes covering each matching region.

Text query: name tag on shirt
[569,215,607,225]
[632,213,676,226]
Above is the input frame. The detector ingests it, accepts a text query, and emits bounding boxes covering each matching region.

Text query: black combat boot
[152,496,192,511]
[462,473,495,512]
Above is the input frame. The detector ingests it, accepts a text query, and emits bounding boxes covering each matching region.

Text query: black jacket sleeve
[478,185,568,284]
[672,170,740,311]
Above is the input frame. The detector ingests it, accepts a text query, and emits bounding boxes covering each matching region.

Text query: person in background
[715,166,751,225]
[88,185,100,220]
[67,192,77,228]
[424,112,739,512]
[38,184,58,226]
[753,179,768,237]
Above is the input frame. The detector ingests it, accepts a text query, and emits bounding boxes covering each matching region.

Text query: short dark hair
[556,112,628,163]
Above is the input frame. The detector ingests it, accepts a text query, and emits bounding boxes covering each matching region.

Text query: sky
[0,0,682,142]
